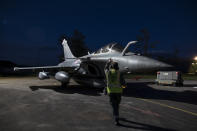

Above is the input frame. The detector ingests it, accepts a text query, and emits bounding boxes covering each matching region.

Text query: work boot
[115,120,120,126]
[114,117,120,126]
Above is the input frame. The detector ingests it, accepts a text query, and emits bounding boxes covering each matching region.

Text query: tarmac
[0,77,197,131]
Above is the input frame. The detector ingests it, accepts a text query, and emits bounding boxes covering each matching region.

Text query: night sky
[0,0,197,66]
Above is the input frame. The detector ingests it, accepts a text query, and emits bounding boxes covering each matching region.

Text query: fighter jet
[14,39,171,87]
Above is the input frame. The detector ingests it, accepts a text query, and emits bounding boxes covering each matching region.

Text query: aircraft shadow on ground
[123,82,197,105]
[182,84,197,87]
[118,118,176,131]
[29,81,197,105]
[29,85,103,96]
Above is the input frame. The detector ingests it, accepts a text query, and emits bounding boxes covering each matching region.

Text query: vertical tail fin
[62,39,75,59]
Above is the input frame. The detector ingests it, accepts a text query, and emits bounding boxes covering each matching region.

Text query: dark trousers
[109,93,122,121]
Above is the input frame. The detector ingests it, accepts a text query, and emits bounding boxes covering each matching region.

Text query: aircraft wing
[14,65,77,73]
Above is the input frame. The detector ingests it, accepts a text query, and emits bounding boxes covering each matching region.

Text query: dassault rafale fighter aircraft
[14,39,171,88]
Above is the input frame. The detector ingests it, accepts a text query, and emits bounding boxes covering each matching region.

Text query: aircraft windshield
[112,43,131,54]
[95,43,125,54]
[112,44,124,52]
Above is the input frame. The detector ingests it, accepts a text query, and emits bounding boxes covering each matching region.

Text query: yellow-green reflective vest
[106,69,123,94]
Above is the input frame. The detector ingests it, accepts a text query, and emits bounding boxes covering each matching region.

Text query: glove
[122,85,126,88]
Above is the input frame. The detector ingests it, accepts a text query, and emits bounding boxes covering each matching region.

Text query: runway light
[194,56,197,61]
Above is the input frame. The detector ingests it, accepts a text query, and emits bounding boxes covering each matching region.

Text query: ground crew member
[105,61,125,125]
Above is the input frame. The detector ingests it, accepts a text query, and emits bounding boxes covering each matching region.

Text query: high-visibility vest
[106,69,123,94]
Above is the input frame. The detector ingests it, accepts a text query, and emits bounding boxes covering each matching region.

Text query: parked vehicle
[155,71,183,87]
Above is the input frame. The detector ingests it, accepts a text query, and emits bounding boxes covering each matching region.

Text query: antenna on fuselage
[121,41,138,56]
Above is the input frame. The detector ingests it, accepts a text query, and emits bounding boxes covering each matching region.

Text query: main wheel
[61,82,68,88]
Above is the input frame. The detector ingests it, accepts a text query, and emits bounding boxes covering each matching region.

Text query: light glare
[194,56,197,61]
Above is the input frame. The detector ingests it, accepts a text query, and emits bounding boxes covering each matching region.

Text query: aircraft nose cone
[143,58,173,70]
[154,60,172,69]
[128,56,173,73]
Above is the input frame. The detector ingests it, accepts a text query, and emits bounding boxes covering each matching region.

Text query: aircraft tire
[61,82,68,88]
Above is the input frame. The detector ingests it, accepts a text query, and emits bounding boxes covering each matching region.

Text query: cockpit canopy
[95,43,128,54]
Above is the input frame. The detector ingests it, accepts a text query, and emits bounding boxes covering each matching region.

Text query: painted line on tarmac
[136,98,197,117]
